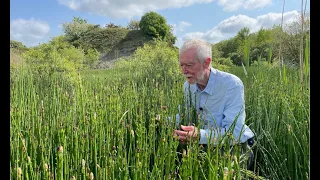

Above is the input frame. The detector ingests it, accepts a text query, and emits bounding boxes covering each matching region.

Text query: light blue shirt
[183,67,254,144]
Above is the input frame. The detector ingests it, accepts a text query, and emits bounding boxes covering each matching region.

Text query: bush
[114,38,180,82]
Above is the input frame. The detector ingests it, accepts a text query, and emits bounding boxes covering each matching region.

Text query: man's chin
[186,78,196,84]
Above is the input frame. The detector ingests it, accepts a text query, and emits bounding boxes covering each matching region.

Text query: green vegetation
[10,37,309,179]
[139,12,170,40]
[10,10,309,180]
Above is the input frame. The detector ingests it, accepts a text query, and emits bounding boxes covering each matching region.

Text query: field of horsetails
[10,38,309,180]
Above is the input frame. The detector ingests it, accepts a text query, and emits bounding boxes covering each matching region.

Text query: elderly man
[173,38,255,169]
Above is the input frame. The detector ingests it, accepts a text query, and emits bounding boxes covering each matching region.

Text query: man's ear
[204,57,211,68]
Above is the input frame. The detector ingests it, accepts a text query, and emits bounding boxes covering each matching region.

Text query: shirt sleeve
[198,80,247,145]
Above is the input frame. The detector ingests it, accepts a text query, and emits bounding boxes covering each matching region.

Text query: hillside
[95,30,153,69]
[10,29,153,69]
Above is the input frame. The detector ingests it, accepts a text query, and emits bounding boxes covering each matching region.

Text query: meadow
[10,42,309,180]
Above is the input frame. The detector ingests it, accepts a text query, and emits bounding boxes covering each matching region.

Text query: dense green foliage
[139,11,176,46]
[127,19,140,30]
[10,40,29,52]
[10,58,309,179]
[62,17,93,48]
[20,35,100,82]
[113,39,180,82]
[10,9,310,180]
[11,11,309,70]
[78,26,131,53]
[230,66,310,180]
[139,11,169,39]
[213,13,310,68]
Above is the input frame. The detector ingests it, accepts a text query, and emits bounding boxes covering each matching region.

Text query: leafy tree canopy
[139,11,169,39]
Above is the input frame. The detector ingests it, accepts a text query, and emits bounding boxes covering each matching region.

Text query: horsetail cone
[58,146,63,153]
[43,163,49,171]
[82,159,85,168]
[57,146,64,180]
[89,172,94,180]
[17,167,22,177]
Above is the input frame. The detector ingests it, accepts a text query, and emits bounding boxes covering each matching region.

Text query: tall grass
[10,40,309,179]
[231,66,309,180]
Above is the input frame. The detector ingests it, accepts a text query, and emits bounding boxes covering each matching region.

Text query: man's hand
[174,125,199,143]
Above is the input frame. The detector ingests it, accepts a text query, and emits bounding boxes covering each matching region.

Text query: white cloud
[171,21,192,35]
[256,11,299,27]
[58,0,272,18]
[58,0,213,18]
[216,0,272,11]
[216,0,244,11]
[175,10,299,48]
[10,18,50,47]
[243,0,272,10]
[217,14,259,34]
[178,21,192,32]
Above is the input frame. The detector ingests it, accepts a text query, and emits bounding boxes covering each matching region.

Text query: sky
[10,0,310,48]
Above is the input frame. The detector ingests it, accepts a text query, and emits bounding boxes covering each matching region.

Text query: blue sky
[10,0,309,48]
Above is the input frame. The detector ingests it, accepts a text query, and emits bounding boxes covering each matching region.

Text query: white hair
[179,39,212,66]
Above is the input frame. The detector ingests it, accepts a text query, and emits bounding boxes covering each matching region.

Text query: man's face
[179,48,205,84]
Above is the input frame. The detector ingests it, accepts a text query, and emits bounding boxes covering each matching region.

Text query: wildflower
[130,130,135,138]
[70,176,76,180]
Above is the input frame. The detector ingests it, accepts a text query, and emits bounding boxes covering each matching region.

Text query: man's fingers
[180,125,194,131]
[174,130,188,137]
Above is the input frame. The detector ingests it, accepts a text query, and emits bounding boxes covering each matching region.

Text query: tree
[139,11,169,39]
[105,22,122,28]
[165,24,177,46]
[62,16,93,47]
[235,27,251,65]
[10,40,28,52]
[127,19,140,30]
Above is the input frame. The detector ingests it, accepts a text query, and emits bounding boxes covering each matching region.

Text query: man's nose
[181,66,187,73]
